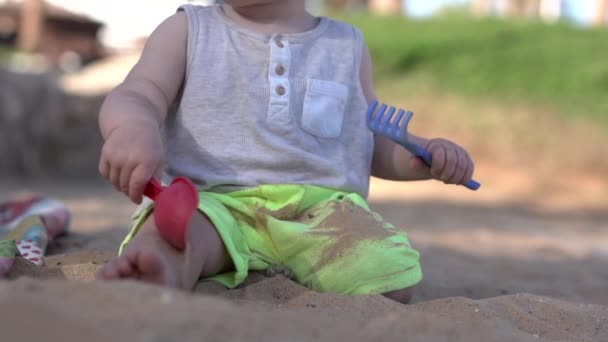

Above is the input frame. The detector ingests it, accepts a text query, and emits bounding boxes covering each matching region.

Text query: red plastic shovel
[143,177,199,250]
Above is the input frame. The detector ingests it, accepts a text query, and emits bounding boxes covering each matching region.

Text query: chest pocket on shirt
[301,79,349,139]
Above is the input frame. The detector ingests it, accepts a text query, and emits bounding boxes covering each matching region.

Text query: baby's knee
[383,286,415,304]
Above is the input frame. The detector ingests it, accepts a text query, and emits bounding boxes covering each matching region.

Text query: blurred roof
[0,0,103,26]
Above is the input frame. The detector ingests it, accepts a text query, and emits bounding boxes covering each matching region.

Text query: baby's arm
[360,43,475,185]
[99,12,187,137]
[98,12,188,203]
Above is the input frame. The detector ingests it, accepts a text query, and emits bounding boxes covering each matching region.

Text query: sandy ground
[1,166,607,342]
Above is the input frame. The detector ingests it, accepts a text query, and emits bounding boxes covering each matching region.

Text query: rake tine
[392,109,406,131]
[366,100,378,127]
[383,106,397,126]
[374,103,388,127]
[401,110,414,130]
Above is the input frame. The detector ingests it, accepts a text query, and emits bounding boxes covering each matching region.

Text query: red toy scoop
[143,177,199,250]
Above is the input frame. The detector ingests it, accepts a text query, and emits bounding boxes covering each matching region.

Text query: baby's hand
[99,119,165,204]
[410,138,475,185]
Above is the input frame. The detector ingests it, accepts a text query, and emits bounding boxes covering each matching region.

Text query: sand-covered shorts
[120,185,422,295]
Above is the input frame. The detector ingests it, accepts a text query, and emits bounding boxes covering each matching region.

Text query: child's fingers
[100,140,118,181]
[129,163,156,204]
[109,165,122,191]
[439,147,457,183]
[99,156,110,180]
[428,142,446,179]
[462,153,475,185]
[119,161,137,194]
[450,147,467,184]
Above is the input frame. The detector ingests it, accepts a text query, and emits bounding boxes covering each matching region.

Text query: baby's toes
[97,261,119,280]
[97,258,129,280]
[115,256,135,277]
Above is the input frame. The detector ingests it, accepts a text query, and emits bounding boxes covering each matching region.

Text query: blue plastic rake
[367,100,481,191]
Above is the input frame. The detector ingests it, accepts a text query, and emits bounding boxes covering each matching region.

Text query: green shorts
[120,185,422,295]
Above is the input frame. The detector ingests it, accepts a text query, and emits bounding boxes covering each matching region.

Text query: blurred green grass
[341,14,608,125]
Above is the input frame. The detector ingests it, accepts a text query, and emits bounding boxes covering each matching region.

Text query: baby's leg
[276,191,422,303]
[97,212,231,290]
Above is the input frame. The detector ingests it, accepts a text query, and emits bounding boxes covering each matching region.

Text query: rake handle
[412,145,481,191]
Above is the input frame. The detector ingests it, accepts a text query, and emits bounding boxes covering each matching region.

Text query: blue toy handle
[414,145,481,191]
[416,145,433,166]
[464,179,481,191]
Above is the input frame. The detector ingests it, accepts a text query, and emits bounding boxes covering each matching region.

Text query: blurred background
[0,0,606,303]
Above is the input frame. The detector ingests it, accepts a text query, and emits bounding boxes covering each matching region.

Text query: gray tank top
[165,5,373,197]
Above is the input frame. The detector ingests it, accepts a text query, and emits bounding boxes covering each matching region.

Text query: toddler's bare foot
[98,246,183,287]
[97,221,186,288]
[97,212,231,290]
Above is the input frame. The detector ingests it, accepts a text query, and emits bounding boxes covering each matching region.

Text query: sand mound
[2,256,606,342]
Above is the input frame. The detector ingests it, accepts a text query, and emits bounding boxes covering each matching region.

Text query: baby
[96,0,476,304]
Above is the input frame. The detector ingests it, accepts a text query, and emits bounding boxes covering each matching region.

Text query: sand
[2,276,606,342]
[1,174,607,341]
